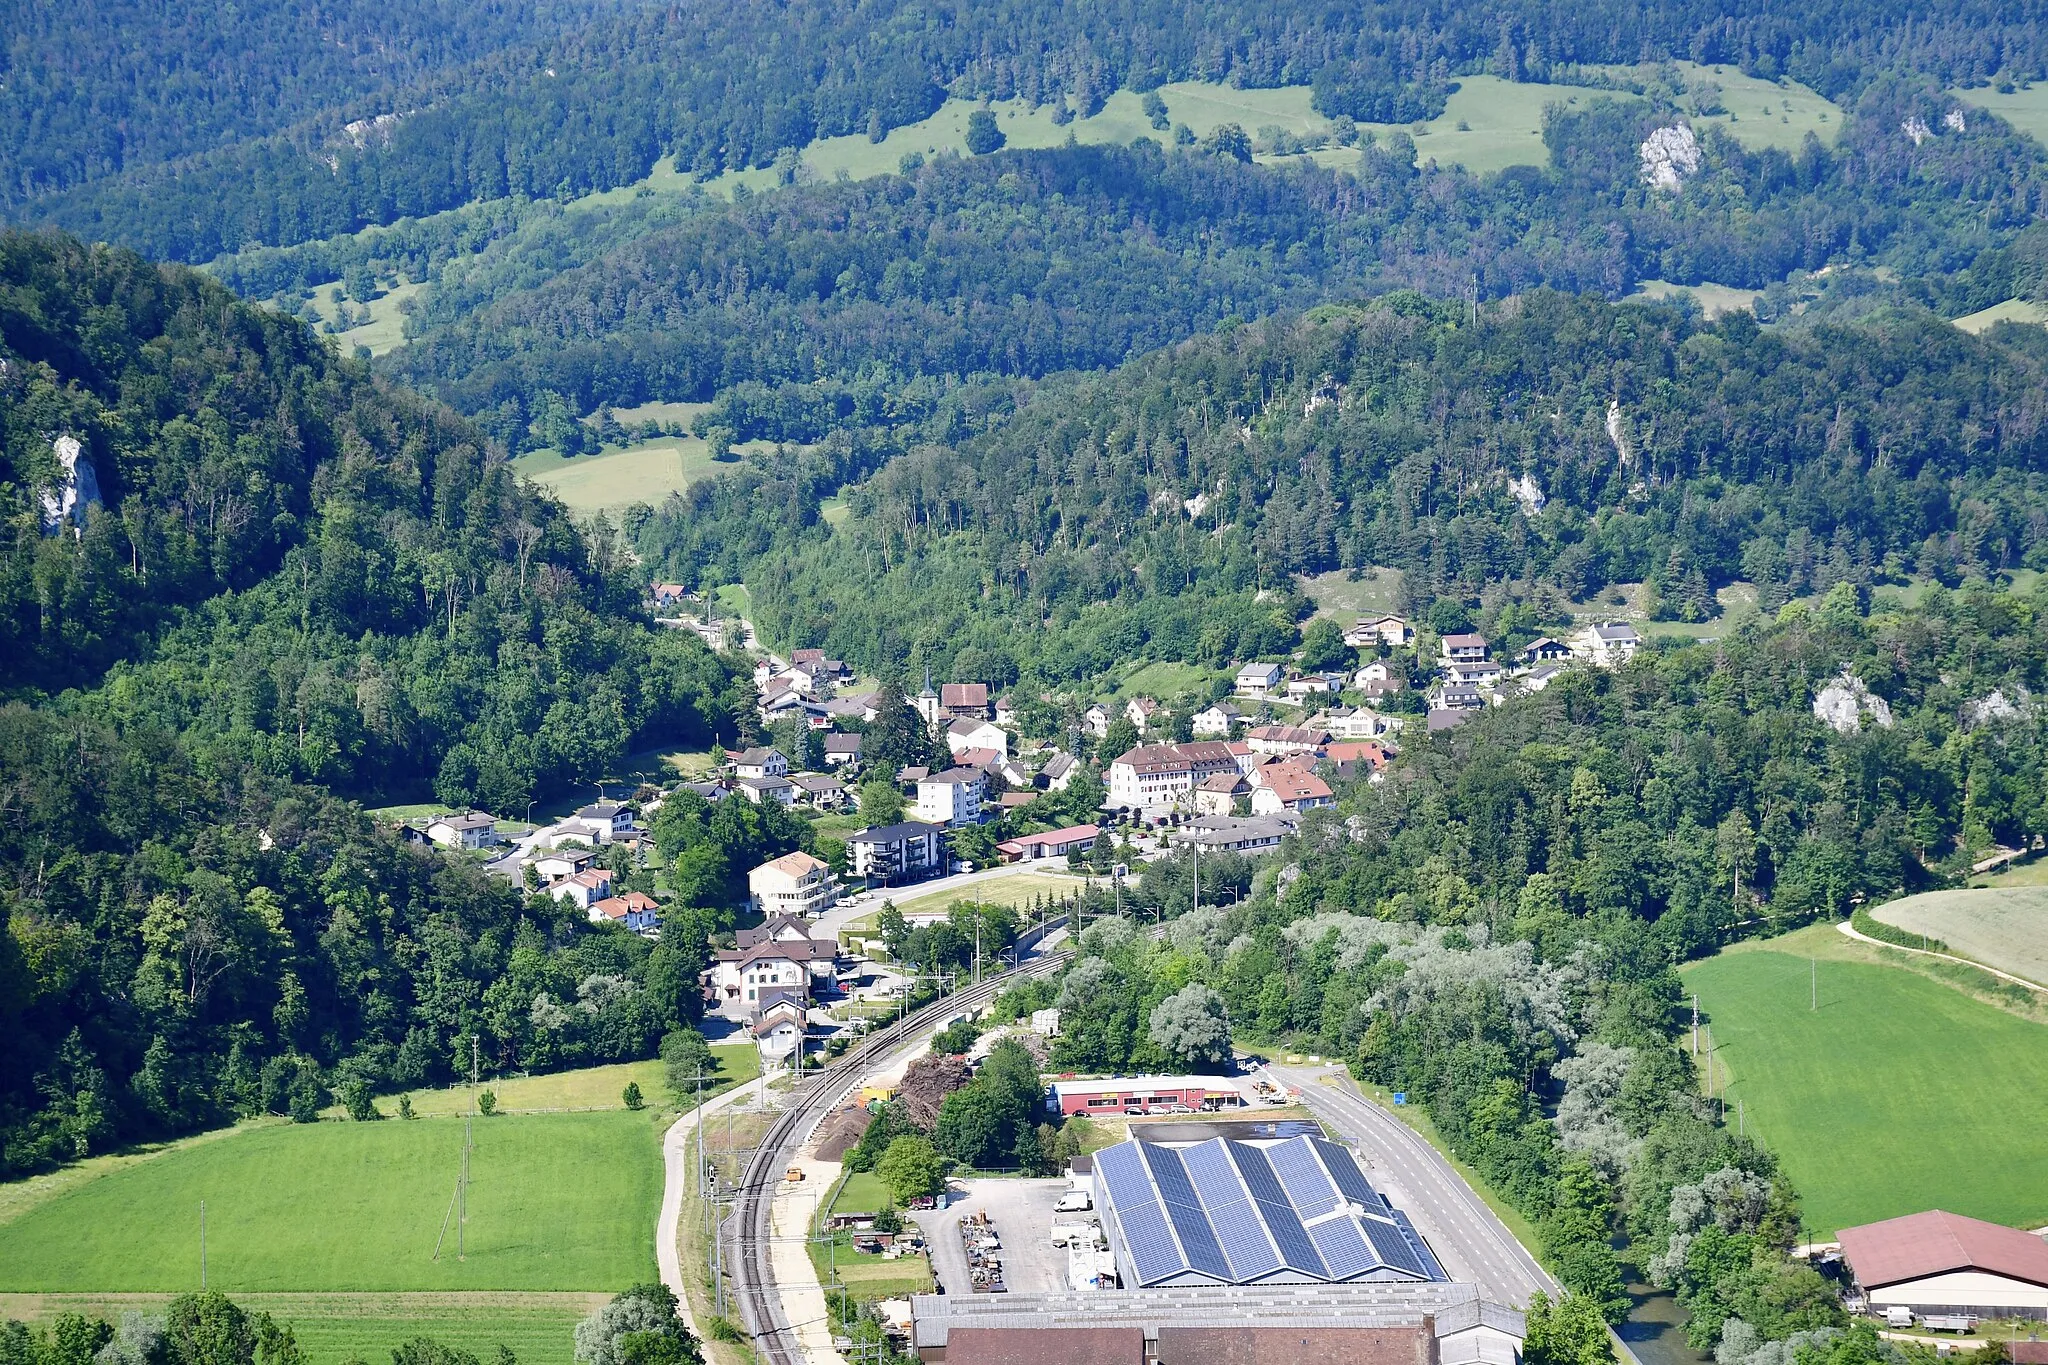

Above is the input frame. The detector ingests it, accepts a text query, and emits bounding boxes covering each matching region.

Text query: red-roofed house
[588,891,660,932]
[997,825,1100,862]
[939,682,990,720]
[550,868,614,911]
[1250,763,1334,815]
[1839,1210,2048,1319]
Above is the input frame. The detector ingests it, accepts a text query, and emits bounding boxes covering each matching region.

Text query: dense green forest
[357,80,2048,441]
[11,0,2048,260]
[634,287,2048,687]
[0,230,747,1176]
[0,0,640,207]
[1002,585,2045,1352]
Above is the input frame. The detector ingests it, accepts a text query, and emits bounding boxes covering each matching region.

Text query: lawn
[0,1294,602,1365]
[510,440,723,517]
[0,1110,663,1291]
[880,871,1089,922]
[1953,298,2048,334]
[1631,280,1763,318]
[309,282,424,358]
[349,1047,759,1119]
[1109,660,1218,702]
[1953,83,2048,150]
[1300,567,1405,621]
[1868,888,2048,987]
[832,1172,893,1214]
[1682,931,2048,1235]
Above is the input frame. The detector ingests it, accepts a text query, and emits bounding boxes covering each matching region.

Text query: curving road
[1266,1064,1555,1308]
[657,1073,770,1340]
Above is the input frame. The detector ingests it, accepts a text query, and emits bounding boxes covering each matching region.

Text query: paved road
[1267,1063,1554,1309]
[657,1075,772,1339]
[809,863,1100,941]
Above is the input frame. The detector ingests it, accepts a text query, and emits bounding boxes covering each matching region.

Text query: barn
[1838,1210,2048,1320]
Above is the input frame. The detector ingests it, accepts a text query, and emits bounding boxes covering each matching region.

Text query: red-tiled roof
[941,1328,1143,1365]
[1839,1210,2048,1290]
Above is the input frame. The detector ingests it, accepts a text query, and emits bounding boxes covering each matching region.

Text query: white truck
[1054,1190,1093,1214]
[1920,1315,1977,1334]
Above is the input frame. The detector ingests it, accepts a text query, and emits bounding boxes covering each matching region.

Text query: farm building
[1093,1134,1447,1289]
[1838,1210,2048,1320]
[1045,1076,1249,1117]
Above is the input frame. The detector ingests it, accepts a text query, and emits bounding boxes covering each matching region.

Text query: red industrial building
[1045,1076,1247,1117]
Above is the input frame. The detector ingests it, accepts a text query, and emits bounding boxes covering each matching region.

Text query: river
[1619,1278,1712,1365]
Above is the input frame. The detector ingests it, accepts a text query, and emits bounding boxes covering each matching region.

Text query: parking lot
[915,1177,1080,1295]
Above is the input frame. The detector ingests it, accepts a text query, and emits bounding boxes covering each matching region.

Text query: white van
[1054,1191,1093,1214]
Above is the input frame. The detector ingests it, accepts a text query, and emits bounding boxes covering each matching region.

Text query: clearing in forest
[1682,929,2048,1237]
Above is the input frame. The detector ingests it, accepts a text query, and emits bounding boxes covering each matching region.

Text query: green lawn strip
[357,1049,759,1120]
[830,1172,893,1215]
[0,1111,663,1291]
[1683,938,2048,1235]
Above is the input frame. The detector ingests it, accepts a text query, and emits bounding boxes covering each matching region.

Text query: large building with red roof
[1838,1209,2048,1319]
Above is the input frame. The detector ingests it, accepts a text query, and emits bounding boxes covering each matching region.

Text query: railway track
[726,950,1074,1365]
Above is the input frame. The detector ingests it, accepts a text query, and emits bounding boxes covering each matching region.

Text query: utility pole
[200,1201,207,1289]
[458,1110,472,1260]
[1691,994,1699,1056]
[1191,836,1200,912]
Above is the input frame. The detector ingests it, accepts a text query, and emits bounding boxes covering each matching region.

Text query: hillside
[0,229,740,1179]
[14,0,2048,262]
[633,289,2048,687]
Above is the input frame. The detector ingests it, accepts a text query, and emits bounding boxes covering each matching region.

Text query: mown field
[0,1295,602,1365]
[0,1109,663,1292]
[1869,887,2048,986]
[509,442,723,518]
[1954,83,2048,150]
[1682,927,2048,1236]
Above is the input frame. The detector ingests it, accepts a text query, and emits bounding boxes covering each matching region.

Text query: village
[392,594,1647,1076]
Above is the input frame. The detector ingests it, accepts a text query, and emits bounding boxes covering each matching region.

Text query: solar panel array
[1095,1134,1450,1287]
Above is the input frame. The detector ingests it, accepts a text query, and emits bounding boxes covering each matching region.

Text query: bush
[1851,905,1947,952]
[477,1090,497,1116]
[622,1082,644,1111]
[340,1079,382,1122]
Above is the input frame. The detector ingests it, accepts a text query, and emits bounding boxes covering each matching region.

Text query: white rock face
[1961,687,2029,729]
[1506,471,1547,515]
[1902,116,1933,146]
[1943,108,1968,134]
[1639,124,1702,190]
[1813,669,1894,734]
[1606,399,1633,467]
[40,435,104,536]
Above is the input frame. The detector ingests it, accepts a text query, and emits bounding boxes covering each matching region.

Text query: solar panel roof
[1095,1134,1448,1287]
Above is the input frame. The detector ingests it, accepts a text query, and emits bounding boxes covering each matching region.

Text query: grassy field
[1108,660,1218,701]
[1869,888,2048,987]
[1682,927,2048,1235]
[881,871,1089,922]
[832,1172,893,1214]
[0,1110,663,1292]
[510,440,723,517]
[344,1048,759,1119]
[1953,84,2048,149]
[1953,298,2048,333]
[309,282,424,357]
[1631,279,1763,318]
[1300,567,1405,621]
[1632,62,1841,153]
[0,1294,602,1365]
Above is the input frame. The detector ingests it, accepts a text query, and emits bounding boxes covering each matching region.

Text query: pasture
[1953,83,2048,150]
[1682,927,2048,1235]
[510,440,722,517]
[1631,279,1763,318]
[1869,887,2048,987]
[0,1110,663,1292]
[309,281,424,358]
[1300,567,1405,621]
[1953,298,2048,334]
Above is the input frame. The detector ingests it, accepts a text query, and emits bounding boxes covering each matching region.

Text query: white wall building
[748,850,837,919]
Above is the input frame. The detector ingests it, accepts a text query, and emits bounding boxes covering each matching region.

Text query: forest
[633,286,2048,689]
[0,231,747,1176]
[10,0,2048,262]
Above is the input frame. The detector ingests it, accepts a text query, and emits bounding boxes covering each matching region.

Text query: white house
[549,868,614,911]
[1250,764,1334,815]
[1039,751,1079,791]
[1124,697,1162,730]
[1083,704,1112,738]
[1438,632,1490,665]
[1235,662,1286,698]
[1573,622,1642,668]
[1520,637,1573,664]
[1345,614,1413,648]
[1192,771,1249,815]
[748,850,837,919]
[703,918,839,1019]
[530,847,597,883]
[1444,660,1504,687]
[946,717,1010,758]
[1244,725,1330,757]
[1190,702,1241,737]
[738,775,796,807]
[572,801,635,841]
[731,747,790,779]
[752,997,806,1067]
[1107,742,1240,809]
[426,812,499,850]
[823,732,862,767]
[915,767,985,827]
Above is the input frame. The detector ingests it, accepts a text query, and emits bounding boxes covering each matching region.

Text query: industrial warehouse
[1092,1133,1446,1287]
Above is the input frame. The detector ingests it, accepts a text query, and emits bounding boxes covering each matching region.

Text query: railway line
[725,949,1074,1365]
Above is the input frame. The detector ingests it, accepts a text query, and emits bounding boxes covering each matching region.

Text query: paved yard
[915,1177,1077,1296]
